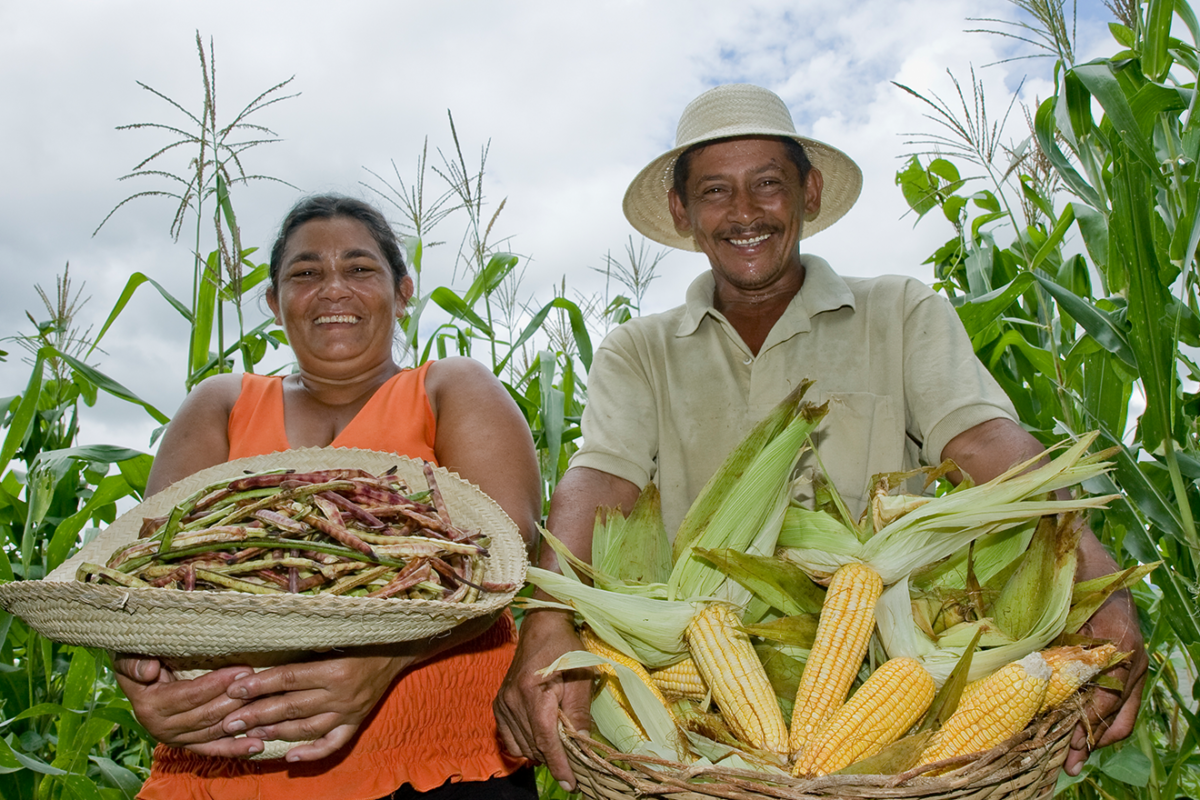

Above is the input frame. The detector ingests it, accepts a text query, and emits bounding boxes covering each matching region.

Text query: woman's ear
[266,286,283,325]
[396,276,415,314]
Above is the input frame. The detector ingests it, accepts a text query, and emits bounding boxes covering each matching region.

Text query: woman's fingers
[114,664,253,747]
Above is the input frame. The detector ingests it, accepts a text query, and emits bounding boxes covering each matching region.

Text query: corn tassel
[650,656,709,701]
[919,651,1051,769]
[686,603,789,755]
[792,657,935,777]
[1039,643,1122,712]
[789,562,883,755]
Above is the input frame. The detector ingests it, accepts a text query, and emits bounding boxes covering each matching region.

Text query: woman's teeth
[316,315,357,324]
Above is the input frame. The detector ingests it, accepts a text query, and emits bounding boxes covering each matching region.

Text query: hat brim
[622,133,862,252]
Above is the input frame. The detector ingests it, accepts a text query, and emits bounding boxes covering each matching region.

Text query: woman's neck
[290,358,402,409]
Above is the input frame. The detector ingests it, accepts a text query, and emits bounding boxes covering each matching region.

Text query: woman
[114,195,543,800]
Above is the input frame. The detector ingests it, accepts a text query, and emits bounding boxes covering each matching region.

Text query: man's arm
[494,466,641,791]
[941,418,1147,776]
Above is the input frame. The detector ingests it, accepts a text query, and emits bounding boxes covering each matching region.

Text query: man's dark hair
[269,195,408,291]
[671,136,812,206]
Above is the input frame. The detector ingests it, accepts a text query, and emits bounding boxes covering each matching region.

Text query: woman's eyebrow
[287,248,381,264]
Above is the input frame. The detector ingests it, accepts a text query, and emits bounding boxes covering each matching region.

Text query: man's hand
[111,654,263,758]
[1064,588,1147,775]
[494,609,593,791]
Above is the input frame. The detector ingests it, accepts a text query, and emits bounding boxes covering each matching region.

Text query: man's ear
[668,188,693,235]
[804,168,824,222]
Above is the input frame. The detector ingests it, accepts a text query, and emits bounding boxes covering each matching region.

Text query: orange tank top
[138,365,523,800]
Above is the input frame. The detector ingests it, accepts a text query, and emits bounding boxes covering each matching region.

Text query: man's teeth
[316,315,357,324]
[729,233,770,246]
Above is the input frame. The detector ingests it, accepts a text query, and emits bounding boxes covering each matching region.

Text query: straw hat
[623,83,863,251]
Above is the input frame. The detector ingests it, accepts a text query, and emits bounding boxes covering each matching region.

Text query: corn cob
[792,657,935,777]
[579,625,673,716]
[918,651,1051,769]
[1039,643,1121,712]
[650,656,709,701]
[686,603,789,755]
[789,562,883,755]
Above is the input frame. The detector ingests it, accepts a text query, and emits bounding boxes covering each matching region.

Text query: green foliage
[898,2,1200,795]
[0,278,152,798]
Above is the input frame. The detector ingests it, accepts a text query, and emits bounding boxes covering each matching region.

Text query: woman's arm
[110,374,265,757]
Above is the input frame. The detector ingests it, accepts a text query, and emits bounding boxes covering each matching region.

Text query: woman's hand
[220,614,498,762]
[219,648,413,762]
[111,654,264,758]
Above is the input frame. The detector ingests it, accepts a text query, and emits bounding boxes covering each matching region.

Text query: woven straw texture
[0,448,527,657]
[560,699,1083,800]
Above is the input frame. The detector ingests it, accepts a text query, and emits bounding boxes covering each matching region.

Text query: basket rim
[0,447,528,655]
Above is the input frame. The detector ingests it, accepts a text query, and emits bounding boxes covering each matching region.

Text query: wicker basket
[0,447,528,657]
[560,699,1084,800]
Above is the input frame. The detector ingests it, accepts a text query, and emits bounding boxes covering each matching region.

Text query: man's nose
[727,187,762,224]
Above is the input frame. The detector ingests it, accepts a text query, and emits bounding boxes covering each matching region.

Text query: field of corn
[1,3,1199,799]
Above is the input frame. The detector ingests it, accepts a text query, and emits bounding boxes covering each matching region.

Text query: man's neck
[712,262,806,356]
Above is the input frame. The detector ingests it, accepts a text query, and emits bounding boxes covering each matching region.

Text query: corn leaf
[836,730,934,776]
[741,615,819,649]
[1065,561,1161,633]
[692,547,825,616]
[754,642,805,716]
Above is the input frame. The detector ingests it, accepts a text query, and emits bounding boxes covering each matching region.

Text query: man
[495,83,1145,790]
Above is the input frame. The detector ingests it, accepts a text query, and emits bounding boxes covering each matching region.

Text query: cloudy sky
[0,0,1115,453]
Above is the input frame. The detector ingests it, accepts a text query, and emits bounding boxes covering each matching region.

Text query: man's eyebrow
[694,161,788,184]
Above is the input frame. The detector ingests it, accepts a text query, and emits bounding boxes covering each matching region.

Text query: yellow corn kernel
[789,562,883,755]
[792,657,935,777]
[579,625,673,712]
[919,651,1051,769]
[686,603,789,755]
[1039,643,1121,712]
[650,656,709,701]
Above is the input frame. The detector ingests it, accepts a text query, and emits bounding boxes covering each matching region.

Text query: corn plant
[93,31,295,391]
[0,271,157,799]
[896,1,1200,796]
[364,113,603,507]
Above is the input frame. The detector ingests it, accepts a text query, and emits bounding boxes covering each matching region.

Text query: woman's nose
[318,270,352,299]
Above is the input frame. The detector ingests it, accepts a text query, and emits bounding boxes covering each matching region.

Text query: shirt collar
[676,254,856,339]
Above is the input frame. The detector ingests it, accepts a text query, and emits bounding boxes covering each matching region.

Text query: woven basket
[0,448,528,657]
[560,699,1084,800]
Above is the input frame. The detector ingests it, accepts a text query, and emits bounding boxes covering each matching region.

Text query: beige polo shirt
[571,255,1017,537]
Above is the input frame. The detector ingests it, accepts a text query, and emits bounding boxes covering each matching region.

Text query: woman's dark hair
[268,195,408,291]
[671,136,812,206]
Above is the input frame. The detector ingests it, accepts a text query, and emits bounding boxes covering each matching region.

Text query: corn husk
[669,394,828,604]
[593,482,672,586]
[544,649,688,761]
